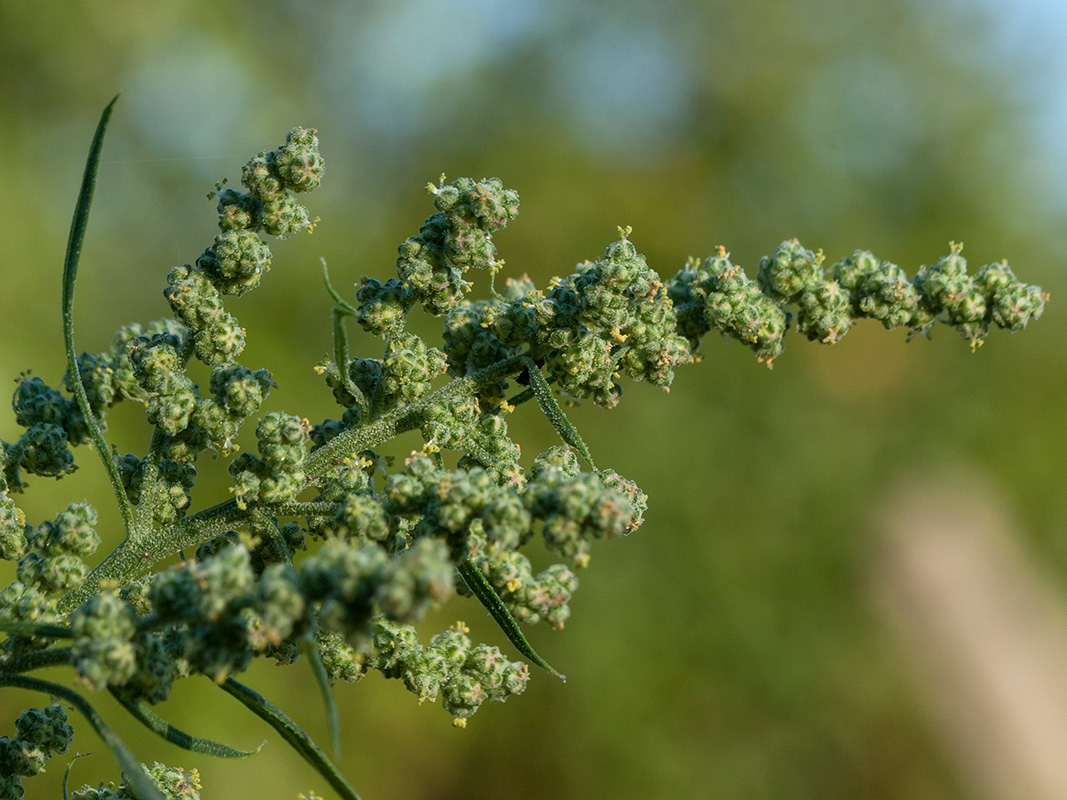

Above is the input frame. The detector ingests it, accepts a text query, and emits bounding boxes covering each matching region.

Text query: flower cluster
[319,330,448,424]
[229,412,311,508]
[443,230,691,407]
[0,110,1046,800]
[40,434,642,718]
[0,504,100,656]
[70,762,201,800]
[369,619,529,723]
[0,129,322,532]
[0,475,25,561]
[0,704,73,799]
[667,239,1047,364]
[397,176,520,317]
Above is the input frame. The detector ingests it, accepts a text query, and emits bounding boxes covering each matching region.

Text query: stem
[64,355,535,611]
[132,427,168,540]
[304,354,526,479]
[0,646,73,674]
[58,498,247,613]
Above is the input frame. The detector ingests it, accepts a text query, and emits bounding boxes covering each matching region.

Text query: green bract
[0,99,1047,800]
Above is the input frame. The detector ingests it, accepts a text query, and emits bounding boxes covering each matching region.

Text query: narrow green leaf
[323,258,367,415]
[521,356,596,470]
[321,257,357,313]
[109,688,264,758]
[220,677,362,800]
[62,94,135,538]
[301,636,342,758]
[0,674,165,800]
[458,558,566,680]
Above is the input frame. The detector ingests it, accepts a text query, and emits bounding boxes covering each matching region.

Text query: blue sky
[980,0,1067,206]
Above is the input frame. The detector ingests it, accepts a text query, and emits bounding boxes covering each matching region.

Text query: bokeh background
[1,1,1064,798]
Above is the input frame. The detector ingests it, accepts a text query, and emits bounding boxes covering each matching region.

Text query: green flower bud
[975,261,1047,332]
[0,579,59,654]
[523,563,578,629]
[0,476,27,561]
[14,705,72,756]
[241,153,283,201]
[452,177,519,231]
[796,281,852,343]
[356,278,413,337]
[253,563,306,646]
[707,263,788,365]
[854,260,919,329]
[71,589,139,691]
[196,230,272,297]
[15,423,75,479]
[334,492,392,543]
[143,762,202,800]
[209,365,274,419]
[482,491,533,550]
[193,311,245,365]
[757,239,822,302]
[376,537,453,622]
[12,376,64,429]
[316,630,366,683]
[381,332,448,404]
[259,193,312,238]
[370,619,421,675]
[832,249,881,295]
[114,629,178,705]
[530,446,582,479]
[216,187,262,231]
[164,264,224,330]
[269,127,325,193]
[300,539,390,639]
[0,736,47,778]
[0,773,25,798]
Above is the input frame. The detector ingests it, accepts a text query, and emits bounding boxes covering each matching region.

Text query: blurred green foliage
[0,1,1063,798]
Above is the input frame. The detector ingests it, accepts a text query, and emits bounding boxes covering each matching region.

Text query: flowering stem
[0,646,72,674]
[304,354,528,479]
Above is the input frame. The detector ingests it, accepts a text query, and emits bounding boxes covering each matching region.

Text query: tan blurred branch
[875,471,1067,800]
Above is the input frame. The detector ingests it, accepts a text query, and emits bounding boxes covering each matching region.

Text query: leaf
[0,674,165,800]
[61,94,135,538]
[301,636,342,758]
[110,688,264,758]
[458,558,566,681]
[520,356,596,470]
[220,677,362,800]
